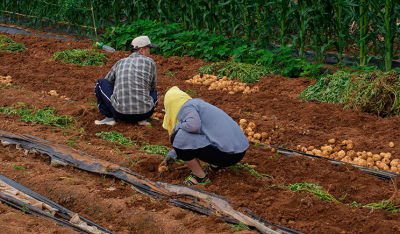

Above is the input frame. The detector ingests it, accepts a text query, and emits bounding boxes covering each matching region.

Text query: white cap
[131,36,159,49]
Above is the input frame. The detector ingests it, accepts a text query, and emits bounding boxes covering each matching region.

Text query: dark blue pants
[94,78,158,122]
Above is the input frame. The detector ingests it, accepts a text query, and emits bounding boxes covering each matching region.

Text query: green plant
[13,164,26,171]
[0,35,25,52]
[227,222,248,232]
[52,49,107,66]
[103,169,108,182]
[95,131,136,146]
[185,89,197,96]
[300,70,400,117]
[22,204,29,213]
[68,133,78,147]
[0,105,74,128]
[139,143,170,157]
[348,200,400,213]
[162,70,177,76]
[227,163,270,180]
[88,97,97,107]
[199,61,271,83]
[282,182,338,202]
[113,143,139,165]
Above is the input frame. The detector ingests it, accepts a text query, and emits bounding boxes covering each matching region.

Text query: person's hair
[130,45,139,53]
[130,45,149,53]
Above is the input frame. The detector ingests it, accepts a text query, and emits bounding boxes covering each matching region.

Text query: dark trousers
[94,78,158,122]
[174,145,246,168]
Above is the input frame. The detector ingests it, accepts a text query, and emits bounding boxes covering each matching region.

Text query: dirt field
[1,29,400,234]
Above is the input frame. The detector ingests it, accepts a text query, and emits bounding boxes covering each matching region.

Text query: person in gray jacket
[160,86,249,185]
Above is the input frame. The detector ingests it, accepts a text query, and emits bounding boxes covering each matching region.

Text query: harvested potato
[372,154,381,161]
[261,132,268,139]
[253,133,261,140]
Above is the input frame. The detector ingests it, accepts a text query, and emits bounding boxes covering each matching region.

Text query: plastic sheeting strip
[0,174,115,234]
[0,130,300,234]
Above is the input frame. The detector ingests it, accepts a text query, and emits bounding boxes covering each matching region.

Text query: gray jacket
[168,99,249,159]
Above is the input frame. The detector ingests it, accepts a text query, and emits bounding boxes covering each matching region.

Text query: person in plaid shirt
[94,36,159,126]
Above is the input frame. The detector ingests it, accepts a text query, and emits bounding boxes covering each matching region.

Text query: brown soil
[1,29,400,234]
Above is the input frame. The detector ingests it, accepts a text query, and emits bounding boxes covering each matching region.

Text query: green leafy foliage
[349,200,400,213]
[0,35,25,52]
[139,143,170,157]
[13,164,26,170]
[101,19,310,78]
[52,49,107,66]
[0,105,74,129]
[227,222,248,232]
[95,132,136,146]
[300,70,400,117]
[282,182,338,202]
[363,200,400,213]
[198,61,271,84]
[3,0,400,73]
[227,163,270,180]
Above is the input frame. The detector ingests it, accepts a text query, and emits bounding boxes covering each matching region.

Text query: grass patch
[228,163,270,180]
[13,164,26,170]
[282,182,338,202]
[350,200,400,213]
[0,104,74,129]
[162,70,177,76]
[95,131,136,146]
[299,70,400,117]
[52,48,107,66]
[227,222,248,232]
[0,35,25,52]
[198,61,271,84]
[139,143,170,156]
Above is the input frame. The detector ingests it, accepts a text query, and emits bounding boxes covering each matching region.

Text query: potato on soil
[253,133,261,140]
[372,154,381,161]
[390,159,400,167]
[261,132,268,139]
[158,166,169,172]
[389,142,395,148]
[346,144,354,150]
[248,122,256,129]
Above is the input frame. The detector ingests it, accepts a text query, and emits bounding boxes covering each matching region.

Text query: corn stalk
[357,0,369,67]
[293,0,312,59]
[330,0,356,64]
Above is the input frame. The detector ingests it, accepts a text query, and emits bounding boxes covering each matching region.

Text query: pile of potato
[151,112,164,120]
[0,75,12,85]
[186,74,259,95]
[297,139,399,173]
[239,119,270,144]
[40,90,70,100]
[238,117,398,173]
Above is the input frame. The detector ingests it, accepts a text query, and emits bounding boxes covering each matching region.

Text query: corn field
[1,0,399,71]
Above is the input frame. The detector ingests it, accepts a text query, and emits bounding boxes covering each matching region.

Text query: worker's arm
[174,107,201,134]
[166,149,177,159]
[150,63,157,91]
[104,62,119,85]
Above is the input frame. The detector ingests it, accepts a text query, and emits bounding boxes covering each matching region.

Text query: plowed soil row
[1,30,400,234]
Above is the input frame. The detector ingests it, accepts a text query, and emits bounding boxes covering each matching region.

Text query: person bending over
[159,86,249,185]
[94,36,159,126]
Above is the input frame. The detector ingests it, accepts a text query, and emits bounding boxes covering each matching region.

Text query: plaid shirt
[105,52,157,114]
